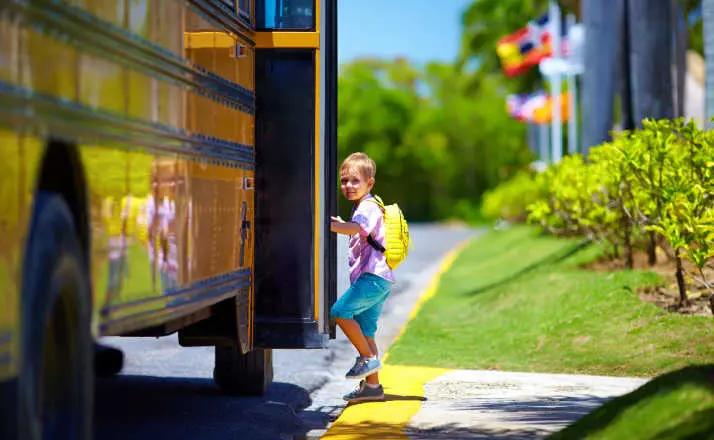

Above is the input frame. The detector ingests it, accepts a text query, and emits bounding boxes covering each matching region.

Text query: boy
[330,152,395,403]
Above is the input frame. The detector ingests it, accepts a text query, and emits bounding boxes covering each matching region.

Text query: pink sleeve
[352,202,382,237]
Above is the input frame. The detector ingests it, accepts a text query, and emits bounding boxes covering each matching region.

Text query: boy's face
[340,167,374,202]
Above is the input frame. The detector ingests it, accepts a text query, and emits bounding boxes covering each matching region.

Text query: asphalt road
[94,223,479,440]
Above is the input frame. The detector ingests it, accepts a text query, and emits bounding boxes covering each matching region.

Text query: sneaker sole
[344,394,385,403]
[345,364,382,380]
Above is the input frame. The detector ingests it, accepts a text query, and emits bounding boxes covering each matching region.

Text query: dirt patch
[639,285,714,316]
[585,250,714,317]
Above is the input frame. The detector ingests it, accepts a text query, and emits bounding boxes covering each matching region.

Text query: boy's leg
[331,277,380,360]
[353,285,389,384]
[340,334,386,402]
[365,337,379,385]
[335,317,382,380]
[332,276,389,380]
[334,318,372,358]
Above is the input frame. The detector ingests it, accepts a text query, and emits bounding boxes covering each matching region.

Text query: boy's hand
[330,216,359,235]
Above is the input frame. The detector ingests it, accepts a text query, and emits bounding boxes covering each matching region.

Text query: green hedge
[484,118,714,305]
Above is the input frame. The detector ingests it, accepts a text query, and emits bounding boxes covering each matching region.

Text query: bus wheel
[213,346,273,396]
[19,192,93,440]
[94,343,124,378]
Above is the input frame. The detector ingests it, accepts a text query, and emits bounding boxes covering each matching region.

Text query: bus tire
[18,191,93,440]
[213,346,273,396]
[94,343,124,378]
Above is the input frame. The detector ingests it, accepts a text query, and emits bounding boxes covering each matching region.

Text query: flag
[522,91,550,122]
[496,12,567,77]
[506,91,547,121]
[506,91,570,123]
[533,92,570,124]
[506,94,527,120]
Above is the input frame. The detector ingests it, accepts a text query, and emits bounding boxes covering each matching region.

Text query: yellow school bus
[0,0,337,437]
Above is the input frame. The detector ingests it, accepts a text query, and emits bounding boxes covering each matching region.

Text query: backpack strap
[366,234,386,253]
[362,196,385,211]
[359,195,386,253]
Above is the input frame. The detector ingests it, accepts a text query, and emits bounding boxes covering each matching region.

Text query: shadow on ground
[466,238,592,297]
[548,365,714,440]
[324,421,549,440]
[446,394,611,427]
[321,395,610,440]
[347,394,426,405]
[408,425,550,440]
[94,375,327,440]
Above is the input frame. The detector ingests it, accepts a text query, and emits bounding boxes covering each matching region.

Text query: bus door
[253,0,337,348]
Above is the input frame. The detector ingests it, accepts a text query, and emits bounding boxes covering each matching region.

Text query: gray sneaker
[345,356,382,379]
[343,381,385,402]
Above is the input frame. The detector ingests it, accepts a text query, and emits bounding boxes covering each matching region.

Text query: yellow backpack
[365,195,412,269]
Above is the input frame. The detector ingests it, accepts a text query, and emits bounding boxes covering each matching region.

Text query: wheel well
[36,139,90,259]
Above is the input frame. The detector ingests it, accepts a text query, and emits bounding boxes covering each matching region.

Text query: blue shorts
[330,273,392,338]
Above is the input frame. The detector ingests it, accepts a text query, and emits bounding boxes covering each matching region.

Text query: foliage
[458,0,549,93]
[337,58,533,222]
[483,118,714,304]
[336,0,708,223]
[481,169,545,222]
[336,0,555,223]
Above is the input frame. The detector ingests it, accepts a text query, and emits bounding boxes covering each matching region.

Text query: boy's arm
[330,216,361,235]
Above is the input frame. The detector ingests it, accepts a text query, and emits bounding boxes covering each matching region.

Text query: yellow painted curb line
[321,239,472,439]
[320,365,448,439]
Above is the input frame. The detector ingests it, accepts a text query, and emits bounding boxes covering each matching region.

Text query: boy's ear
[368,177,375,189]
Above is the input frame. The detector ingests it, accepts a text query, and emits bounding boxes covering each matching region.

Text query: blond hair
[340,152,376,180]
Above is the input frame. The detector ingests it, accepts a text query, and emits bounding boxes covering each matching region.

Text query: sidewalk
[318,239,649,440]
[322,366,646,439]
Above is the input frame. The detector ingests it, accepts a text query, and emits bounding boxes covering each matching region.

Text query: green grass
[548,365,714,440]
[387,225,714,377]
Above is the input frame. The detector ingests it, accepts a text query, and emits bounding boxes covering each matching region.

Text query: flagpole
[549,0,562,163]
[566,13,578,155]
[527,121,538,157]
[539,123,549,162]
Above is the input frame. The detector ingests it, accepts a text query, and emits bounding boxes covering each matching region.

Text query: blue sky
[337,0,473,66]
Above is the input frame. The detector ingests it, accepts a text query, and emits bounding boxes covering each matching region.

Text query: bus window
[218,0,235,10]
[256,0,314,31]
[239,0,251,20]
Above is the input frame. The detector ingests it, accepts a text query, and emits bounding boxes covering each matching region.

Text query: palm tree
[704,0,714,129]
[673,0,687,119]
[581,0,618,156]
[628,0,674,124]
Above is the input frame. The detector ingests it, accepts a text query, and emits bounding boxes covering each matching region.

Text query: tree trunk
[623,218,634,269]
[581,0,619,157]
[647,231,657,266]
[628,0,674,124]
[674,249,690,307]
[704,0,714,130]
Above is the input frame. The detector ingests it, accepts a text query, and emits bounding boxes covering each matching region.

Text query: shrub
[485,118,714,305]
[481,170,545,222]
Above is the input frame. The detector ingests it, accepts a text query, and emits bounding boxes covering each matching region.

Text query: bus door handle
[239,202,249,266]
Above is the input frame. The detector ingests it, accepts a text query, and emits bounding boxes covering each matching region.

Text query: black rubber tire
[94,343,124,379]
[18,191,92,440]
[213,346,273,396]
